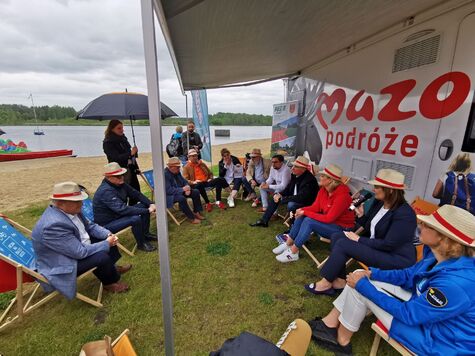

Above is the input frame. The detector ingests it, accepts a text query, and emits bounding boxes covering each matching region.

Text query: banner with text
[191,89,212,163]
[271,101,299,158]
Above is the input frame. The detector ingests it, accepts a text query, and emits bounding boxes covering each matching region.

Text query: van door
[426,13,475,201]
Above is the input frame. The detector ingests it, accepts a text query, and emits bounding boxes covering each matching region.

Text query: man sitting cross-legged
[250,156,319,227]
[165,157,204,224]
[32,181,131,298]
[183,149,229,212]
[93,162,157,252]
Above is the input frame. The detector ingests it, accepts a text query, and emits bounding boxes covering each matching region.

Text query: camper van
[280,3,475,203]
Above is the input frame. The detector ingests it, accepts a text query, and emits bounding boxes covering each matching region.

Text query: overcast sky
[0,0,284,116]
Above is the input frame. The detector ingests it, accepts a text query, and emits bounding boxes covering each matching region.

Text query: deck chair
[0,215,103,332]
[140,170,187,226]
[112,329,137,356]
[80,189,136,257]
[80,329,137,356]
[370,320,415,356]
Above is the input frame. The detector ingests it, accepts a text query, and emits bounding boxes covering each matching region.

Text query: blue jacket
[31,206,110,300]
[357,247,475,355]
[164,168,188,208]
[93,179,151,225]
[357,201,417,265]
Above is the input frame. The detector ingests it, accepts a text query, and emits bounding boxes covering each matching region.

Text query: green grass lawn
[0,199,398,355]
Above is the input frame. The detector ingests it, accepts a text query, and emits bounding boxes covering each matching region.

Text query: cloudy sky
[0,0,284,116]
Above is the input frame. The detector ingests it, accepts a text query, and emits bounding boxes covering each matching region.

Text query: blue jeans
[231,177,243,192]
[262,199,303,223]
[289,216,349,248]
[174,189,203,219]
[103,203,150,245]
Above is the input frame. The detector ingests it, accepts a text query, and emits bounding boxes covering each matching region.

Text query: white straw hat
[188,149,198,156]
[417,205,475,247]
[104,162,127,176]
[167,157,181,167]
[250,148,262,157]
[292,156,309,169]
[318,164,343,181]
[50,181,88,201]
[368,169,406,190]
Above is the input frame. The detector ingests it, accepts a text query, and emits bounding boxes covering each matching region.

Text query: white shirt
[66,213,91,245]
[370,207,389,239]
[266,164,291,193]
[224,162,235,184]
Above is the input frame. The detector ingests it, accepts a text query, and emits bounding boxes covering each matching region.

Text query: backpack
[166,135,182,158]
[441,171,475,214]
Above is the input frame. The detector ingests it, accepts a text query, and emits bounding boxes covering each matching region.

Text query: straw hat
[292,156,309,169]
[167,157,181,167]
[368,169,406,190]
[276,319,312,356]
[417,205,475,247]
[250,148,262,157]
[50,181,88,201]
[188,149,198,156]
[104,162,127,176]
[318,164,343,181]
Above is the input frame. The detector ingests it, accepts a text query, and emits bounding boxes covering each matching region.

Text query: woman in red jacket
[274,164,355,263]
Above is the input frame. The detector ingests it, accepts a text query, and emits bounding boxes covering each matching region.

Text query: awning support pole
[140,1,175,355]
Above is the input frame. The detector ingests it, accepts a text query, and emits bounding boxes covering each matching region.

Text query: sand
[0,138,270,212]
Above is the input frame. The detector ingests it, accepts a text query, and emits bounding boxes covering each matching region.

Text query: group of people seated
[30,143,475,355]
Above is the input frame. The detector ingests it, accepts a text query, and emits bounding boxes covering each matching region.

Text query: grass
[0,198,398,355]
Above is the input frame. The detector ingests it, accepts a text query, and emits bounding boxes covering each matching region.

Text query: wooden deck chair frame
[0,216,103,332]
[80,186,136,257]
[112,328,137,356]
[139,171,187,226]
[370,321,414,356]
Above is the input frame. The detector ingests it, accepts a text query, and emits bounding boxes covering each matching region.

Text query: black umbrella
[77,91,178,144]
[0,129,5,136]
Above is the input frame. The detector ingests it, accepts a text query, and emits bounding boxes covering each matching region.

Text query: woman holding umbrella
[103,119,141,204]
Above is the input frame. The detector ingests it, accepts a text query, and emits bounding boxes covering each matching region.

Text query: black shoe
[144,233,157,242]
[313,337,353,356]
[249,219,268,227]
[309,317,338,345]
[137,242,157,252]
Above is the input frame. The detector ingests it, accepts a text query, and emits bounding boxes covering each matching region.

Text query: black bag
[210,332,289,356]
[166,135,182,158]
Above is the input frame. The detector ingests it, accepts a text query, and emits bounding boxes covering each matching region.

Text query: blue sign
[0,217,36,269]
[191,89,212,163]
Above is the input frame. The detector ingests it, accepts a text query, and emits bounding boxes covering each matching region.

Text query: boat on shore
[0,149,74,162]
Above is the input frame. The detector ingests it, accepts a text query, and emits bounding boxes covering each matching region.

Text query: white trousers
[333,277,412,333]
[259,187,275,208]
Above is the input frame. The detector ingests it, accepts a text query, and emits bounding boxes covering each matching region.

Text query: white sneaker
[272,243,289,255]
[276,248,299,263]
[227,196,235,208]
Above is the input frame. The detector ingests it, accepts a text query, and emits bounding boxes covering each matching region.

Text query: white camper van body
[286,2,475,203]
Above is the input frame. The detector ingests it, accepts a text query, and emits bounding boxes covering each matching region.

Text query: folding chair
[112,329,137,356]
[80,189,136,257]
[140,170,187,226]
[370,320,415,356]
[0,215,103,332]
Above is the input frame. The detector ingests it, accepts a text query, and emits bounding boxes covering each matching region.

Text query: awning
[155,0,456,91]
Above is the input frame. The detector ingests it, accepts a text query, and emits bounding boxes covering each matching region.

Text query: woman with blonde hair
[273,164,354,263]
[433,153,475,214]
[310,204,475,355]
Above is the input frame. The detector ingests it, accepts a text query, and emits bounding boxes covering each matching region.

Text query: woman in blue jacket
[310,204,475,355]
[306,169,417,295]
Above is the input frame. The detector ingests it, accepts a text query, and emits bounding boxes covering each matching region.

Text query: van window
[462,100,475,152]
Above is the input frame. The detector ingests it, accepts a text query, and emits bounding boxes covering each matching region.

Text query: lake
[1,125,272,157]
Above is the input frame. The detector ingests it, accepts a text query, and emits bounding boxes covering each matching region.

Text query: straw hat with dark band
[368,168,406,190]
[418,205,475,247]
[318,164,343,181]
[167,157,181,167]
[50,182,88,201]
[104,162,127,176]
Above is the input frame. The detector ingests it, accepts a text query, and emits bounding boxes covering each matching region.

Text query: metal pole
[184,92,188,118]
[140,1,175,355]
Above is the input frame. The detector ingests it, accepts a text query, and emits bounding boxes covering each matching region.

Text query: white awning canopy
[155,0,452,91]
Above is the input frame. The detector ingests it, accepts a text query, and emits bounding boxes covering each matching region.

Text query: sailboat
[28,93,44,135]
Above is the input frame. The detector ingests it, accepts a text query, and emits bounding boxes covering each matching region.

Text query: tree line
[0,104,272,126]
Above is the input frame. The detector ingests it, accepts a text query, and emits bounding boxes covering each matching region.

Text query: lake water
[1,125,272,157]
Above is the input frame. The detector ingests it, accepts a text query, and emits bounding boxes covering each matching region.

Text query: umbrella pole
[129,117,137,147]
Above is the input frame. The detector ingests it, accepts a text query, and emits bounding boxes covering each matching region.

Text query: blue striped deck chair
[0,215,103,332]
[80,188,136,257]
[139,170,187,226]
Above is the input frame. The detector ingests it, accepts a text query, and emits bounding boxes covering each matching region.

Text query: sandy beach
[0,138,270,212]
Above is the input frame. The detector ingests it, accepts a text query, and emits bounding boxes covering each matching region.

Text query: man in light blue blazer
[32,182,131,300]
